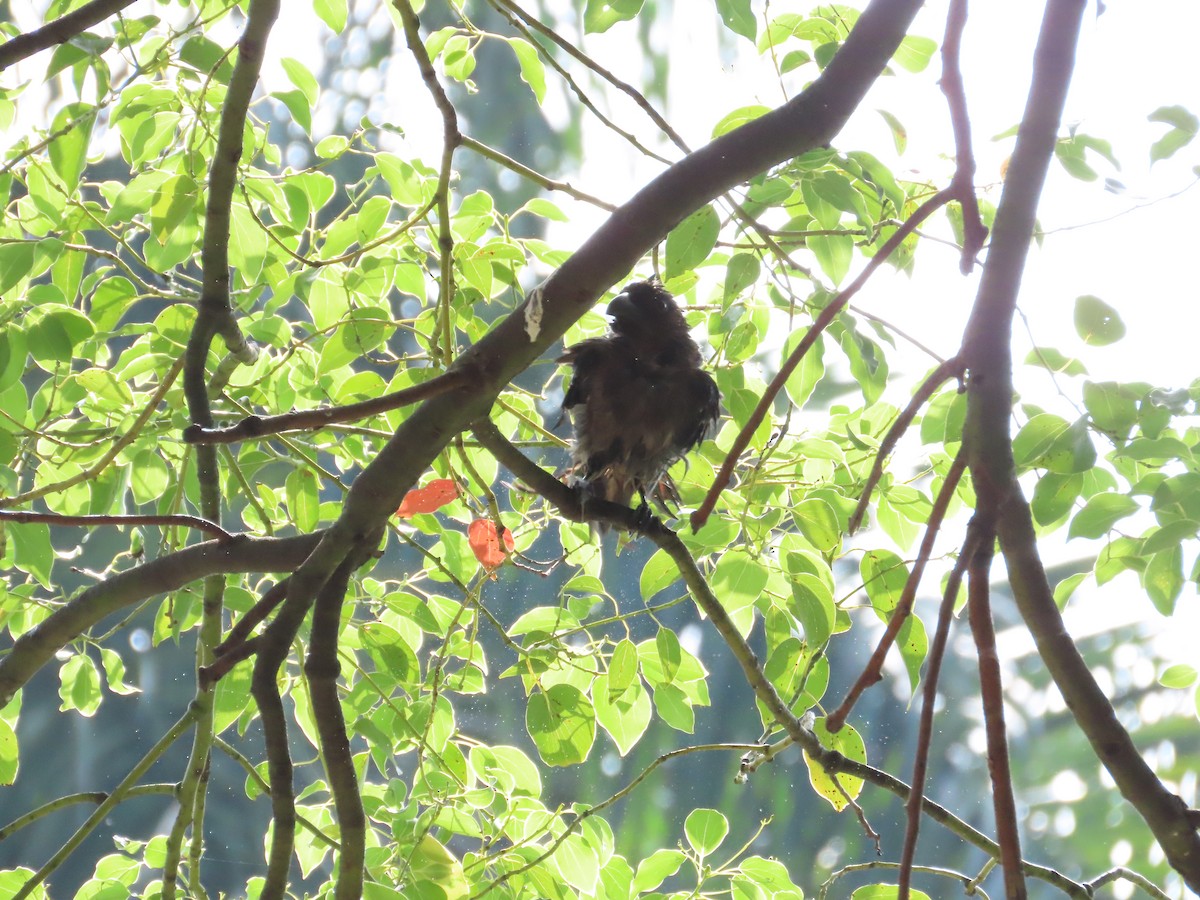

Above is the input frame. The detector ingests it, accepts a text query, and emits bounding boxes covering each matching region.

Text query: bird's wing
[557,338,607,411]
[676,369,721,452]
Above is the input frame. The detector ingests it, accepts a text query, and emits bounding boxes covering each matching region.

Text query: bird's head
[606,279,688,341]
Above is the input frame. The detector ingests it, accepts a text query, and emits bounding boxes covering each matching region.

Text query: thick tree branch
[183,0,279,436]
[0,534,321,707]
[305,554,369,900]
[0,0,134,71]
[960,0,1200,888]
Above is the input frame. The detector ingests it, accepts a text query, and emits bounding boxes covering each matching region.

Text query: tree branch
[0,534,321,707]
[0,0,134,71]
[960,0,1200,888]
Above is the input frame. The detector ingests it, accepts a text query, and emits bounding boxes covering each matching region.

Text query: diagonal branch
[0,534,321,707]
[691,187,955,532]
[847,356,965,535]
[0,0,134,71]
[826,448,968,733]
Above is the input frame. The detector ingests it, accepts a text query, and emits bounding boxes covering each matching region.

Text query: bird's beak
[605,291,636,321]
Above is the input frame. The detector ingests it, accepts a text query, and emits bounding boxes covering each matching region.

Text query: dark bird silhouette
[558,279,720,526]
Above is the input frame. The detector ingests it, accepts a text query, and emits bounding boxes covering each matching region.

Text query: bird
[558,278,720,528]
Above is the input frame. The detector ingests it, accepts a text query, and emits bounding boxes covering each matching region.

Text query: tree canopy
[1,1,1198,899]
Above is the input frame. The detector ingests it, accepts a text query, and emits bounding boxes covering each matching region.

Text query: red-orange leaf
[468,518,514,569]
[396,478,459,518]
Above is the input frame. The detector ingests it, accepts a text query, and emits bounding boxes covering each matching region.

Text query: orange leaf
[468,519,514,569]
[396,478,459,518]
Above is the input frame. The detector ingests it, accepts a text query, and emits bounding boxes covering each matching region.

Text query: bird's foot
[631,501,660,534]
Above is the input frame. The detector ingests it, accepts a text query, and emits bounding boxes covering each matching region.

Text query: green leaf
[0,718,17,785]
[809,233,853,284]
[552,833,600,893]
[48,102,94,192]
[360,622,420,686]
[664,204,720,279]
[608,639,639,693]
[1068,493,1139,539]
[1053,571,1088,610]
[313,0,349,33]
[715,0,756,40]
[655,627,682,684]
[793,498,840,552]
[1074,295,1125,346]
[59,653,102,717]
[584,0,645,33]
[9,520,53,588]
[1160,664,1197,689]
[272,89,312,134]
[409,835,468,900]
[684,808,729,857]
[860,549,908,617]
[1083,380,1138,437]
[852,886,930,900]
[506,37,546,104]
[652,682,695,732]
[1148,104,1198,163]
[804,718,865,811]
[632,848,686,893]
[712,104,771,138]
[98,648,140,696]
[876,108,907,154]
[724,252,760,305]
[1143,544,1183,615]
[593,676,651,756]
[1031,473,1082,526]
[526,684,595,766]
[1025,346,1088,376]
[281,57,320,107]
[893,35,937,72]
[1012,413,1095,474]
[710,550,768,634]
[640,548,680,600]
[0,242,36,294]
[790,573,835,647]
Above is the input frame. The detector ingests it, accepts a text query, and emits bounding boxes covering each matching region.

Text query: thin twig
[826,448,967,733]
[899,520,980,899]
[183,369,469,445]
[691,187,955,531]
[966,522,1026,899]
[848,356,965,534]
[0,510,233,542]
